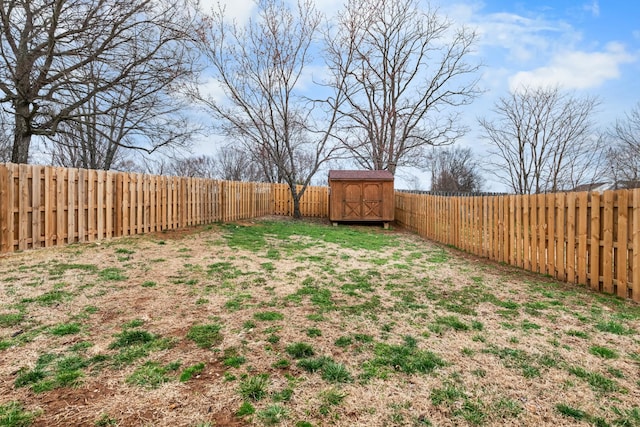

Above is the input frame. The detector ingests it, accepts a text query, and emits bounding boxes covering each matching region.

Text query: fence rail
[395,190,640,302]
[0,163,327,253]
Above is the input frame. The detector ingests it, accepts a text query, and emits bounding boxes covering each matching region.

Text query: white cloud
[508,42,636,90]
[583,0,600,17]
[199,0,256,23]
[197,75,227,104]
[476,12,578,63]
[198,0,345,24]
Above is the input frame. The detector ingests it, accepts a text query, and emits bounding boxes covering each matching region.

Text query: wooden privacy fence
[0,163,327,253]
[395,190,640,302]
[5,162,639,303]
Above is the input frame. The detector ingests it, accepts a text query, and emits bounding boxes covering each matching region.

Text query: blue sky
[455,1,639,116]
[199,0,640,190]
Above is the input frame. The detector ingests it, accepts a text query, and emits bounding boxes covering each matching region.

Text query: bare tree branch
[427,146,483,192]
[191,0,346,218]
[325,0,481,175]
[478,86,602,194]
[0,0,198,164]
[605,103,640,188]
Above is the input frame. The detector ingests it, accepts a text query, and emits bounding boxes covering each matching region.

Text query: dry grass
[0,217,639,427]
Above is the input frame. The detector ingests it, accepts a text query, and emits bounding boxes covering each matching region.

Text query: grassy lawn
[0,217,639,427]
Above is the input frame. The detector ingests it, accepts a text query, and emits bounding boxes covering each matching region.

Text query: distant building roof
[328,170,394,181]
[572,182,612,192]
[572,180,640,192]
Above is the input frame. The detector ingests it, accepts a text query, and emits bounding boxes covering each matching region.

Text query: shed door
[342,182,383,220]
[363,183,383,218]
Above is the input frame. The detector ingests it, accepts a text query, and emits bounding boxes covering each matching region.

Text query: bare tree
[428,146,482,192]
[210,146,266,182]
[325,0,481,175]
[166,155,217,179]
[605,103,640,188]
[192,0,346,218]
[478,86,601,194]
[43,59,197,170]
[0,0,197,164]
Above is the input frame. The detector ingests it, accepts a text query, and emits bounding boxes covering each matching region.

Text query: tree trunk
[289,184,303,219]
[292,195,302,219]
[11,103,31,164]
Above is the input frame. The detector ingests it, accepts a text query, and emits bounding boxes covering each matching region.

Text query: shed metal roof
[328,170,394,181]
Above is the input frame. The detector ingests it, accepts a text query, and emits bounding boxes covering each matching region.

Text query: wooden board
[633,189,640,302]
[590,192,601,291]
[602,191,614,293]
[617,190,629,298]
[566,193,576,283]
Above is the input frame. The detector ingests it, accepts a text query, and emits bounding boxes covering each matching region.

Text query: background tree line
[0,0,638,215]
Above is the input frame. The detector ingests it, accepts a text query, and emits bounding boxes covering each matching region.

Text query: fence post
[602,191,614,294]
[633,189,640,302]
[617,190,629,298]
[0,164,9,253]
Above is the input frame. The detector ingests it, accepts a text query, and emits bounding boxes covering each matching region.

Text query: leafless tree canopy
[43,59,198,171]
[0,0,197,164]
[326,0,481,175]
[605,103,640,188]
[211,146,265,182]
[478,86,601,194]
[165,155,217,179]
[192,0,346,218]
[428,146,482,192]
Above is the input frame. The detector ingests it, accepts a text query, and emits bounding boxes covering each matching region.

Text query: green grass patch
[298,356,331,373]
[98,267,127,281]
[0,401,40,427]
[290,280,334,311]
[595,320,633,335]
[254,311,284,321]
[431,383,486,425]
[126,361,179,389]
[319,387,347,415]
[207,262,246,279]
[286,342,315,359]
[14,353,93,392]
[334,336,353,347]
[27,290,74,306]
[0,312,23,328]
[434,315,469,331]
[109,330,155,348]
[257,404,288,426]
[589,345,618,359]
[223,355,246,368]
[369,341,446,375]
[50,322,81,336]
[555,403,588,420]
[566,329,589,339]
[180,363,205,382]
[239,374,269,401]
[224,294,253,311]
[187,324,223,349]
[236,401,255,417]
[568,366,620,393]
[306,328,322,337]
[320,361,352,383]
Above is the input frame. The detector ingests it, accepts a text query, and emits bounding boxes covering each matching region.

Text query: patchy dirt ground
[0,217,639,427]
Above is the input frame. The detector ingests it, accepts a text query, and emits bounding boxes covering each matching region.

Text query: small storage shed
[328,170,395,228]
